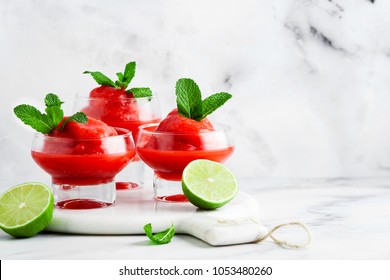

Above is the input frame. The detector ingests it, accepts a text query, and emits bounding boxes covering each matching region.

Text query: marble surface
[1,177,389,260]
[2,0,390,180]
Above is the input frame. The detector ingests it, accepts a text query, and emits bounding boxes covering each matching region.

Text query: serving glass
[31,128,135,209]
[136,123,234,202]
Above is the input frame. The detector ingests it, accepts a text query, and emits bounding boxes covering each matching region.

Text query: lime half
[0,182,54,237]
[182,160,238,210]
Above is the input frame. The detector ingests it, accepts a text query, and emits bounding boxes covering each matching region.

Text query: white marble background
[1,0,390,183]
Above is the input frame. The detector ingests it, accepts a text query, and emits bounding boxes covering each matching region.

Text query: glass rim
[33,127,133,142]
[74,93,159,102]
[138,122,232,136]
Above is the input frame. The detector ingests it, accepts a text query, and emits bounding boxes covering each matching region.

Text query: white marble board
[45,188,268,246]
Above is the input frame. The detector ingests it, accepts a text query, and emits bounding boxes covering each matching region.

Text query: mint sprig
[175,78,232,121]
[14,93,88,134]
[83,61,152,98]
[143,223,175,245]
[117,61,136,88]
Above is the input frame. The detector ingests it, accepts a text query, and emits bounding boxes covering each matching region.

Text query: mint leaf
[14,93,85,134]
[114,62,136,89]
[45,106,64,126]
[116,72,124,81]
[201,92,232,120]
[128,87,153,98]
[84,61,143,90]
[122,61,136,86]
[174,78,232,121]
[176,78,202,120]
[44,94,64,125]
[45,93,64,107]
[143,223,175,245]
[83,71,117,88]
[61,112,88,130]
[14,105,55,134]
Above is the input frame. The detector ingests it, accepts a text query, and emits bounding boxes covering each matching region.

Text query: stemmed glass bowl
[136,123,234,202]
[31,128,135,209]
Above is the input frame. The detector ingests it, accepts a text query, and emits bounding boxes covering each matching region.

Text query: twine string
[255,221,312,249]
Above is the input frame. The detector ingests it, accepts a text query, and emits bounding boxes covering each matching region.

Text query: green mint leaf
[200,92,232,120]
[45,93,64,107]
[45,106,64,126]
[122,61,136,87]
[14,104,55,134]
[128,87,153,98]
[61,112,88,130]
[83,71,118,88]
[143,223,175,245]
[114,62,137,89]
[116,72,124,82]
[176,78,202,120]
[44,94,65,126]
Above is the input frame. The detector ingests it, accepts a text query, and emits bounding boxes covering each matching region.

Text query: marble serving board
[45,188,268,246]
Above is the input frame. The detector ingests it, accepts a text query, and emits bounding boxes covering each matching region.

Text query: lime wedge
[182,159,238,210]
[0,182,54,237]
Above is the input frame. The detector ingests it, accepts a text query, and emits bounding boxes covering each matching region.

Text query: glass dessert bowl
[136,122,234,202]
[13,93,137,209]
[31,126,136,209]
[135,77,234,202]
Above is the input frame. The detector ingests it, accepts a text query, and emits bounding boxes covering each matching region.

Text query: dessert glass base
[115,159,145,190]
[52,181,115,209]
[153,175,188,202]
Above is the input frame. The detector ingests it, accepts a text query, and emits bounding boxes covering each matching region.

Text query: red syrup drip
[156,194,189,202]
[56,199,113,209]
[116,182,139,190]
